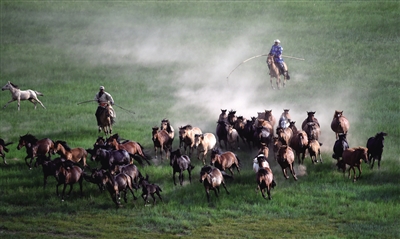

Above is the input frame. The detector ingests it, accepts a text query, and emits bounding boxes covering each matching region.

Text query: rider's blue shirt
[269,45,284,63]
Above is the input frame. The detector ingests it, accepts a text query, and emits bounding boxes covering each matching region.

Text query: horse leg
[3,99,16,109]
[289,164,298,181]
[270,76,275,90]
[34,97,46,109]
[222,182,230,195]
[179,171,184,186]
[276,77,281,90]
[172,171,177,186]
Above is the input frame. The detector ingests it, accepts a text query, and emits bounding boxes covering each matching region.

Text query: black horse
[367,132,387,169]
[332,133,350,160]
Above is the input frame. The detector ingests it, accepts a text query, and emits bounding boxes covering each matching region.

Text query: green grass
[1,1,399,238]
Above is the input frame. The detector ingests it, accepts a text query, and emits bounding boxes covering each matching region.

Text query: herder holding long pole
[226,39,304,79]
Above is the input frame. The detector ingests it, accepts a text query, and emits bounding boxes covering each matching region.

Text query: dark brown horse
[0,138,12,165]
[289,130,308,164]
[215,121,229,149]
[336,147,368,182]
[17,134,54,169]
[55,161,83,201]
[152,126,172,160]
[138,174,163,206]
[169,149,195,186]
[53,140,88,167]
[103,171,138,207]
[106,134,151,165]
[210,148,240,177]
[331,110,350,139]
[199,165,230,203]
[303,122,321,142]
[111,164,143,188]
[160,118,175,144]
[301,111,320,130]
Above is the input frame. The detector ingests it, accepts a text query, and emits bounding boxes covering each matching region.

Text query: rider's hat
[99,86,105,90]
[274,39,280,43]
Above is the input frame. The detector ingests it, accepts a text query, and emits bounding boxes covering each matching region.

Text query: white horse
[1,81,46,111]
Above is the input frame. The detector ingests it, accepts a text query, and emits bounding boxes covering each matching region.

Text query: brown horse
[17,134,54,169]
[336,147,368,182]
[106,134,151,165]
[160,118,175,143]
[289,130,308,165]
[308,139,322,164]
[53,140,88,167]
[210,148,240,177]
[152,126,172,160]
[276,126,293,146]
[331,110,350,139]
[277,145,298,181]
[256,167,276,200]
[139,174,163,206]
[97,106,113,135]
[272,137,282,161]
[55,161,83,201]
[301,111,320,129]
[266,54,289,89]
[199,165,230,202]
[103,171,138,207]
[303,122,321,142]
[0,138,12,165]
[179,125,202,156]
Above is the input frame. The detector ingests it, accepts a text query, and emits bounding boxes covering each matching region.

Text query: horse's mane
[20,134,38,143]
[9,82,19,89]
[58,140,71,151]
[182,125,192,130]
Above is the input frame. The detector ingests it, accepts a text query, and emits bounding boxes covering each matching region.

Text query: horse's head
[199,165,213,183]
[357,147,369,163]
[334,110,343,119]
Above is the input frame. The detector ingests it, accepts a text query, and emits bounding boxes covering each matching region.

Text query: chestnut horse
[106,134,151,165]
[336,147,368,182]
[331,110,350,139]
[17,134,54,169]
[210,148,240,177]
[53,140,88,167]
[266,54,290,89]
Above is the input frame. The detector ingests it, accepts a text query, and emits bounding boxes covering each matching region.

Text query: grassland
[0,1,399,238]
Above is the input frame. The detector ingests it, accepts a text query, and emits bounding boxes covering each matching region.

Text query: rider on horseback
[268,39,288,77]
[95,86,116,131]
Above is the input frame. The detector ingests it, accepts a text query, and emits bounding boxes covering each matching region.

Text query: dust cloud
[64,9,363,153]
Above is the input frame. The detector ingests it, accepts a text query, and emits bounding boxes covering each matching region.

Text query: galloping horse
[53,140,88,167]
[106,134,151,165]
[331,110,350,139]
[1,81,46,111]
[97,107,113,135]
[17,134,54,169]
[266,54,290,89]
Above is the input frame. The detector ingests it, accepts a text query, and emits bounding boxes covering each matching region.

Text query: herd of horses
[0,107,389,205]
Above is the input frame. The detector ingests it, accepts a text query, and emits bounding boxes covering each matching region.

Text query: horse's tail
[34,91,44,96]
